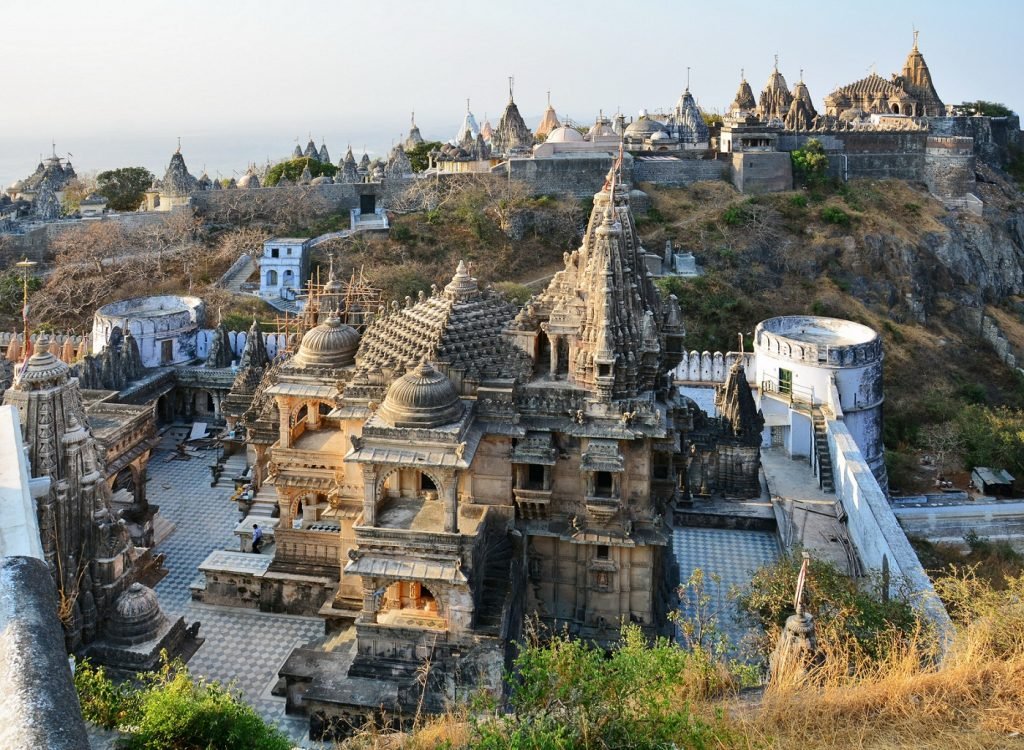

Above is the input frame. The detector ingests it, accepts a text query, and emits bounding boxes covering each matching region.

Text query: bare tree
[921,421,964,483]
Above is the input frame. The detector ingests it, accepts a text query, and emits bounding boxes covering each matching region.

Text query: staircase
[813,410,835,493]
[248,484,280,519]
[476,535,513,633]
[218,255,255,293]
[213,453,248,490]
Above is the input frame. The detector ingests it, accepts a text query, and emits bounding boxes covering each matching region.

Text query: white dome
[650,130,671,141]
[546,126,584,143]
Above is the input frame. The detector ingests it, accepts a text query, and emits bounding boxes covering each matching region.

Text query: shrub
[736,555,922,663]
[788,194,808,209]
[263,157,337,187]
[820,206,851,226]
[472,623,741,749]
[493,281,532,306]
[722,205,746,226]
[75,655,290,750]
[791,139,829,187]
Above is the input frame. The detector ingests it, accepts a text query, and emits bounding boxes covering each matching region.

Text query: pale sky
[2,0,1021,186]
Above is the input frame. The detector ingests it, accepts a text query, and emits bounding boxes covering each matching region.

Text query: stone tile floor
[131,430,327,747]
[671,526,780,655]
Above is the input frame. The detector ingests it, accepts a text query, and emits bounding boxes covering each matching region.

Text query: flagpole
[15,258,36,365]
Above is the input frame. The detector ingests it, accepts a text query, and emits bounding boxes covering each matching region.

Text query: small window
[595,471,614,497]
[596,545,609,560]
[271,248,280,258]
[286,247,292,255]
[598,363,611,377]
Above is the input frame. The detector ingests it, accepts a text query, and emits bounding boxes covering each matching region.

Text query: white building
[259,237,311,300]
[752,315,885,486]
[92,295,205,368]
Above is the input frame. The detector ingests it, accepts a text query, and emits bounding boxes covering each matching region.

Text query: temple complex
[1,338,192,670]
[825,35,944,118]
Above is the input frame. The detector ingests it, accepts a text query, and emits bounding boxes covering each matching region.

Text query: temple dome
[377,360,464,429]
[293,315,359,369]
[106,583,166,646]
[15,341,70,389]
[546,125,583,143]
[624,116,666,137]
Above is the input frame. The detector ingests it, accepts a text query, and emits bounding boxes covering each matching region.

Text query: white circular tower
[753,315,885,489]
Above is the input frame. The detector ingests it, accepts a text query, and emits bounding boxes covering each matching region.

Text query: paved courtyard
[672,526,780,653]
[146,430,326,746]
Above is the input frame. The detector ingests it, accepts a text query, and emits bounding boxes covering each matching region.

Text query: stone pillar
[444,471,459,534]
[360,579,378,624]
[549,334,561,378]
[361,465,378,527]
[278,402,291,448]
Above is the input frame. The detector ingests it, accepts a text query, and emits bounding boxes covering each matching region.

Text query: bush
[788,194,808,209]
[820,205,851,226]
[791,139,829,187]
[75,655,290,750]
[493,281,532,306]
[736,555,922,663]
[722,205,746,226]
[263,157,337,187]
[472,623,741,750]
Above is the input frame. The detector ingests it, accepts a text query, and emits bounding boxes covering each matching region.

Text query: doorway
[360,194,376,215]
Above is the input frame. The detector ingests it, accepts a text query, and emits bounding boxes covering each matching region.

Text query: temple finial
[686,66,690,90]
[508,75,514,101]
[913,26,919,49]
[774,53,779,70]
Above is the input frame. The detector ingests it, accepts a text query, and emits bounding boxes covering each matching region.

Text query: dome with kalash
[292,314,359,369]
[13,338,70,390]
[106,583,167,646]
[377,360,464,429]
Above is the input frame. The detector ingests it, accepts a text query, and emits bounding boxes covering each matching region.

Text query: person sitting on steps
[252,523,263,554]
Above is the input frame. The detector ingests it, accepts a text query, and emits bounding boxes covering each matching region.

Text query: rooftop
[758,315,877,348]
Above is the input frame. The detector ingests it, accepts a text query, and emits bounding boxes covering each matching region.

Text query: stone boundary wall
[632,157,729,187]
[195,329,288,361]
[1,212,168,266]
[923,136,976,198]
[504,154,624,198]
[189,180,412,220]
[929,115,1022,166]
[672,351,753,383]
[826,418,952,635]
[894,501,1024,548]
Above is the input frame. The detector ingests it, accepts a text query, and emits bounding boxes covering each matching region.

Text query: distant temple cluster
[3,34,1019,230]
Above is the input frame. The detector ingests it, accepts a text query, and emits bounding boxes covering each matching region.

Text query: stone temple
[198,159,768,738]
[2,340,194,671]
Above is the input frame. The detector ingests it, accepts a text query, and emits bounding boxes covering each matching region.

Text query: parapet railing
[760,376,816,408]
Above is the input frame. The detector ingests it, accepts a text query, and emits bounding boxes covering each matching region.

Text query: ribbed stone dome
[377,360,464,428]
[14,339,70,389]
[106,583,166,646]
[624,116,666,138]
[293,315,359,369]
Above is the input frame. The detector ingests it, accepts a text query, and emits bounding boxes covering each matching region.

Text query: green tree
[405,140,443,173]
[0,270,42,316]
[790,138,829,188]
[97,167,155,211]
[263,157,337,187]
[701,110,724,128]
[957,100,1015,117]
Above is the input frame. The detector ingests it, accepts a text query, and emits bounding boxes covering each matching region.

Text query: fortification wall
[923,136,976,198]
[826,418,951,634]
[632,157,728,187]
[929,115,1022,166]
[504,154,624,198]
[189,180,410,221]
